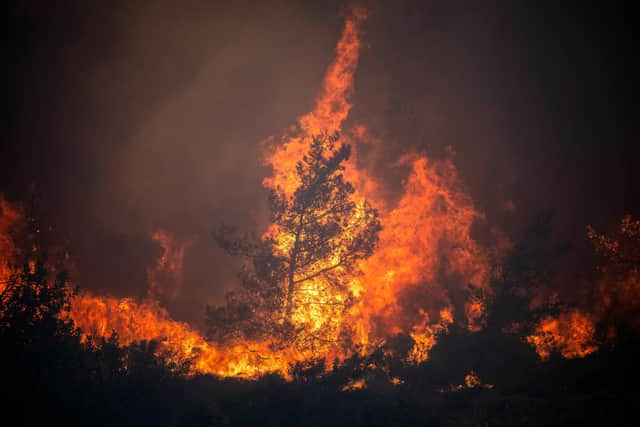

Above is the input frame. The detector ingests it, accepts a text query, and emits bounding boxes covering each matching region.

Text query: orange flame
[440,370,494,392]
[526,309,598,360]
[263,6,367,196]
[72,6,493,374]
[68,294,302,378]
[146,230,192,302]
[2,7,496,379]
[259,6,493,367]
[351,155,491,351]
[526,215,640,359]
[0,196,23,296]
[2,0,638,375]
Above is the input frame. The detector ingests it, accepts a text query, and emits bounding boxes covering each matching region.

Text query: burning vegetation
[1,7,639,383]
[1,4,638,426]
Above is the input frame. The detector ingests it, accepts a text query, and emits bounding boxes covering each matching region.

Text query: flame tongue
[263,7,367,196]
[259,7,493,365]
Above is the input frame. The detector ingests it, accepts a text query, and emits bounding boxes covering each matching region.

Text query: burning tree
[588,214,640,270]
[211,134,380,348]
[527,215,640,360]
[587,215,640,332]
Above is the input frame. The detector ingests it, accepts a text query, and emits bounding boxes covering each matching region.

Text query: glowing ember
[340,377,366,391]
[440,370,494,392]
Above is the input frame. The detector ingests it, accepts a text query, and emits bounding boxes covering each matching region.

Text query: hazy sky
[3,1,635,325]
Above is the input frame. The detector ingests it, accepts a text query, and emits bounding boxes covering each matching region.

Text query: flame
[2,6,495,379]
[0,197,23,295]
[464,371,481,388]
[406,308,453,364]
[526,309,598,360]
[68,293,302,378]
[68,6,492,375]
[263,6,367,196]
[2,0,638,377]
[340,377,366,391]
[259,5,492,367]
[439,370,494,392]
[146,230,192,302]
[351,155,491,350]
[5,5,638,379]
[526,215,640,359]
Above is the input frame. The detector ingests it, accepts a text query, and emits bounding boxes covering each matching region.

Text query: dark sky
[2,1,636,325]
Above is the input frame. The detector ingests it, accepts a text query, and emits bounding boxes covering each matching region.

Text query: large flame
[1,6,536,380]
[259,6,492,366]
[351,155,491,352]
[4,9,377,379]
[1,7,494,378]
[263,6,367,196]
[526,215,640,358]
[69,294,303,378]
[526,309,598,360]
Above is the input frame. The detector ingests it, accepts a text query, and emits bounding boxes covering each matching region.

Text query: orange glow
[68,293,303,378]
[1,7,495,379]
[50,7,382,376]
[0,196,23,295]
[526,309,598,360]
[407,309,453,364]
[526,215,640,360]
[4,5,640,384]
[258,4,493,369]
[464,371,481,388]
[146,230,192,301]
[351,155,491,351]
[263,6,367,196]
[340,377,366,391]
[440,370,494,392]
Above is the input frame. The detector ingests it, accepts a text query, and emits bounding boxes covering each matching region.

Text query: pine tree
[213,134,380,341]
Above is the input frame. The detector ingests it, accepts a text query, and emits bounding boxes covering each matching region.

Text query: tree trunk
[284,262,295,323]
[284,213,305,324]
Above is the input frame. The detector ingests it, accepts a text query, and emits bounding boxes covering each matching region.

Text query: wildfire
[526,215,640,359]
[407,309,453,364]
[351,155,491,352]
[2,6,494,379]
[263,6,367,196]
[340,377,366,392]
[0,197,22,295]
[146,230,192,302]
[526,309,598,360]
[5,4,626,384]
[259,5,493,368]
[439,370,494,392]
[69,293,301,378]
